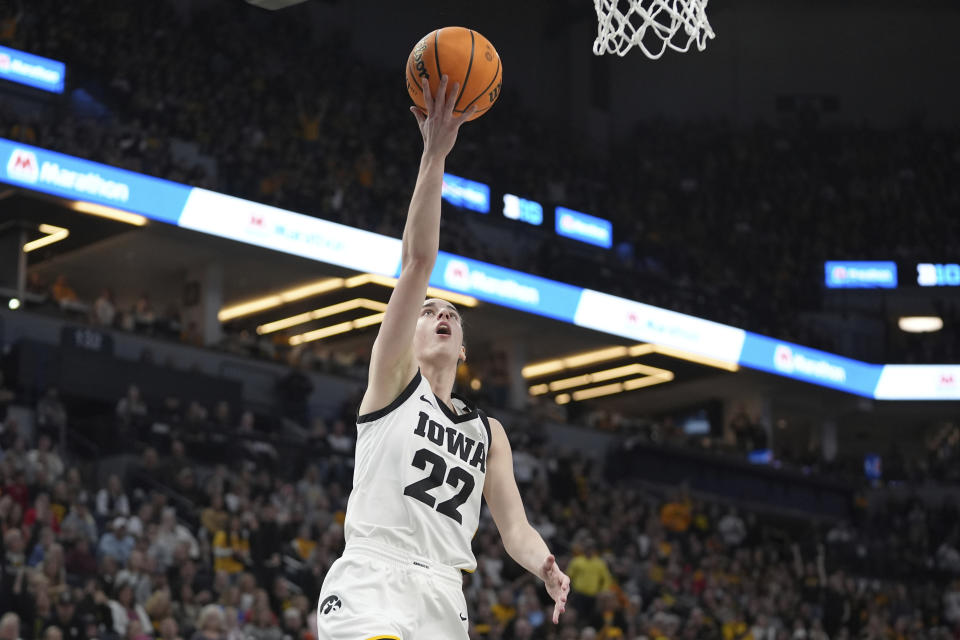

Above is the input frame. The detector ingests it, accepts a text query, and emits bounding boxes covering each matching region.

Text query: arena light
[547,363,668,392]
[898,316,943,333]
[524,342,737,380]
[555,394,571,405]
[288,313,386,345]
[650,344,740,372]
[23,224,69,252]
[71,201,147,226]
[218,278,346,322]
[522,345,634,379]
[528,383,550,396]
[221,273,476,324]
[569,371,674,402]
[8,298,20,310]
[256,298,387,335]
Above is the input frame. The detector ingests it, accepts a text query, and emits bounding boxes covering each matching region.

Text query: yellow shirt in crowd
[567,553,613,597]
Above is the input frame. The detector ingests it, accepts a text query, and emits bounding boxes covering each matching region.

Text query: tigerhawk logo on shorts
[319,595,342,615]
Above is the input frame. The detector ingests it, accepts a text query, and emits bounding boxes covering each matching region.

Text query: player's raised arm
[483,418,570,623]
[359,76,476,416]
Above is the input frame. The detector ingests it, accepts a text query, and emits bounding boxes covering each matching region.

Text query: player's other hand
[411,74,476,159]
[540,554,570,623]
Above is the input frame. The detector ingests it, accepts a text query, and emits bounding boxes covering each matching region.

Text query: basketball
[406,27,502,121]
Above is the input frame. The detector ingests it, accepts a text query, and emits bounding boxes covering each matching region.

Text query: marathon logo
[443,259,540,306]
[773,345,847,384]
[5,149,130,202]
[7,149,39,183]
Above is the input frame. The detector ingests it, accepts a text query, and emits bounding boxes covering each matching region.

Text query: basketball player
[316,75,570,639]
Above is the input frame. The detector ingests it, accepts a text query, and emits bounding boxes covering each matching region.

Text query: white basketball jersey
[344,370,492,572]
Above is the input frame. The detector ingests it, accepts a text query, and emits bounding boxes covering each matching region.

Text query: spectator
[717,508,747,547]
[116,386,148,430]
[115,550,153,605]
[42,591,82,640]
[25,494,60,533]
[92,289,117,328]
[149,508,200,570]
[36,389,68,438]
[158,617,182,640]
[61,498,97,546]
[212,516,250,576]
[244,606,280,640]
[107,580,151,639]
[133,294,156,333]
[95,475,131,522]
[27,435,65,488]
[145,590,174,634]
[659,491,692,535]
[189,605,227,640]
[279,608,302,640]
[64,537,98,582]
[0,614,21,640]
[200,493,228,538]
[50,276,78,306]
[97,518,135,566]
[566,539,613,615]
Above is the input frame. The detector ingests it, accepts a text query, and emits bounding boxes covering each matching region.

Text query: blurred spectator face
[199,605,224,633]
[159,618,178,640]
[55,593,75,621]
[513,619,534,639]
[282,608,302,632]
[117,583,134,606]
[42,627,62,640]
[129,549,144,571]
[0,614,20,640]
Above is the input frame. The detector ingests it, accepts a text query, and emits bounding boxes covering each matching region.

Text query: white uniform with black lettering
[317,370,491,640]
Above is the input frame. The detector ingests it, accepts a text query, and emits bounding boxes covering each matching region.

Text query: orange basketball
[406,27,502,121]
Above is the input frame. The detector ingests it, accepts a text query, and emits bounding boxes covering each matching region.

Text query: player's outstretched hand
[411,74,476,159]
[541,554,570,623]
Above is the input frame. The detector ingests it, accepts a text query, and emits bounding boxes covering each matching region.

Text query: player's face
[413,299,465,367]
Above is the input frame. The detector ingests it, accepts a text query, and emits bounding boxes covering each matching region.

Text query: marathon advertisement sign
[873,365,960,400]
[178,188,404,277]
[0,45,65,93]
[573,289,746,364]
[432,252,583,321]
[5,138,960,400]
[0,139,190,225]
[824,261,897,289]
[739,334,882,396]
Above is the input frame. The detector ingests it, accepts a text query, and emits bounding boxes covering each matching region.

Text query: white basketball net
[593,0,715,59]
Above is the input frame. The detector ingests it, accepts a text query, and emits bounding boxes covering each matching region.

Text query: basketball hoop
[593,0,715,59]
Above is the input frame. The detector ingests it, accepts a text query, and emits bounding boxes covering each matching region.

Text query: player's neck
[419,360,458,413]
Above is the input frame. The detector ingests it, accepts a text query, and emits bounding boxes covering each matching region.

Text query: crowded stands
[2,0,958,363]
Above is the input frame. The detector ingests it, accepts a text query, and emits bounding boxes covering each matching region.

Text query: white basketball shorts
[316,538,469,640]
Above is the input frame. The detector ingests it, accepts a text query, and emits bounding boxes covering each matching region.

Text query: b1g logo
[319,595,342,615]
[7,149,40,184]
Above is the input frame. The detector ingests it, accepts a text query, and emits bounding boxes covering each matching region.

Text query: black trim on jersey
[477,409,493,451]
[442,391,480,425]
[357,370,422,424]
